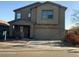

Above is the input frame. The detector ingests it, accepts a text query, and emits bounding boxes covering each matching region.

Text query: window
[42,10,53,19]
[16,13,21,19]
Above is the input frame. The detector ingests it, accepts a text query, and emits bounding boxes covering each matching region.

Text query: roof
[9,19,31,25]
[14,1,67,11]
[14,2,41,11]
[44,1,67,10]
[0,19,10,26]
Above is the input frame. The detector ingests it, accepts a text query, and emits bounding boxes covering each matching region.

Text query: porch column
[20,26,24,39]
[30,24,34,38]
[9,25,13,37]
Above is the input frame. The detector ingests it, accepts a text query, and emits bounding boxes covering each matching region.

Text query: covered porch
[9,20,34,40]
[0,20,10,41]
[12,25,30,39]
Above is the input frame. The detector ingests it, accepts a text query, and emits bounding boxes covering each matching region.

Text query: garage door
[35,28,59,40]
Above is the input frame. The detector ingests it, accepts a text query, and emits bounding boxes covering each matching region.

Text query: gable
[37,1,67,10]
[36,2,59,24]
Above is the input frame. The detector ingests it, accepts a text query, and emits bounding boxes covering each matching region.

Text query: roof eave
[13,1,67,12]
[13,2,41,12]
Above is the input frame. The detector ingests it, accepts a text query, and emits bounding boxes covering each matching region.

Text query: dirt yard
[0,40,79,57]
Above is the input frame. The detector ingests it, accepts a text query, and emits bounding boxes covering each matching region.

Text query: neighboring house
[0,20,10,40]
[9,1,67,40]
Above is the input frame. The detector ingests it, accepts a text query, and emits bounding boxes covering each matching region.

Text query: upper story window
[42,10,53,19]
[16,13,21,19]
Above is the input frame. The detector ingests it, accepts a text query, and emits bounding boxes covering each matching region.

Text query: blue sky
[0,1,79,29]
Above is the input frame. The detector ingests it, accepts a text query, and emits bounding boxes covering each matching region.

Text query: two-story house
[9,1,67,40]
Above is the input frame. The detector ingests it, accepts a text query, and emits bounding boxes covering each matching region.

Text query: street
[0,41,79,57]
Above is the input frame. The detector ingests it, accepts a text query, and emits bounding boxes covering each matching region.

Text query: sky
[0,1,79,29]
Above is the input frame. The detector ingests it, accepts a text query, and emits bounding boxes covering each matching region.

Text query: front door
[20,25,30,38]
[23,25,30,38]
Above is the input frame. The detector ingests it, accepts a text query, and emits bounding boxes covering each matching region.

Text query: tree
[72,10,79,27]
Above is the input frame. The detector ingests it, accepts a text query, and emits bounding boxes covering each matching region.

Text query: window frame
[16,13,21,19]
[41,10,53,20]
